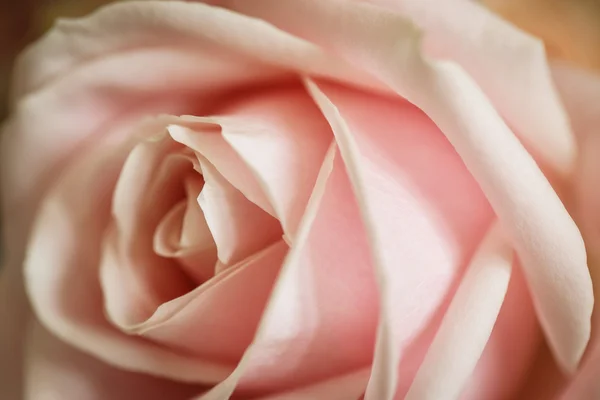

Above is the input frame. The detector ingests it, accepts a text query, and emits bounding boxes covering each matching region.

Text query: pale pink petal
[198,158,282,266]
[405,223,513,400]
[216,85,333,239]
[169,85,332,240]
[305,80,493,399]
[551,63,600,253]
[362,0,576,176]
[169,123,276,218]
[12,1,375,101]
[551,63,600,400]
[24,118,232,384]
[199,144,380,398]
[24,323,204,400]
[227,0,593,373]
[224,0,574,174]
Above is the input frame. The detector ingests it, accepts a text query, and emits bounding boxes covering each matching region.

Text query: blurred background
[0,0,107,119]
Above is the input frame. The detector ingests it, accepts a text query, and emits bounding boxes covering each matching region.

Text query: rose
[0,0,597,399]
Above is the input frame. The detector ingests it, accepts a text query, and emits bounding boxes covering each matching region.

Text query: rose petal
[169,122,275,218]
[516,343,567,399]
[24,323,203,400]
[12,1,375,101]
[24,117,232,384]
[106,131,198,328]
[559,345,600,399]
[405,223,513,400]
[199,144,380,398]
[256,368,371,400]
[154,177,217,284]
[461,259,540,400]
[551,63,600,400]
[169,85,333,240]
[133,241,289,364]
[211,85,333,240]
[551,63,600,248]
[227,0,593,373]
[304,79,493,399]
[197,158,282,266]
[362,0,576,176]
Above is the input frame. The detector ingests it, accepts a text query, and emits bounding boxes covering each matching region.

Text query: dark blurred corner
[0,1,34,119]
[1,0,109,120]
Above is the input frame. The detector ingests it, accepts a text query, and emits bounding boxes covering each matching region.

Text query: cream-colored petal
[363,0,576,176]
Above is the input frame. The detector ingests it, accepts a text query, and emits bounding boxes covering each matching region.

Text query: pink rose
[0,0,598,399]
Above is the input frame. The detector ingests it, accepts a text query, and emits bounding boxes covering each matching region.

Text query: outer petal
[24,323,203,400]
[222,0,593,374]
[362,0,576,176]
[551,64,600,249]
[551,63,600,400]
